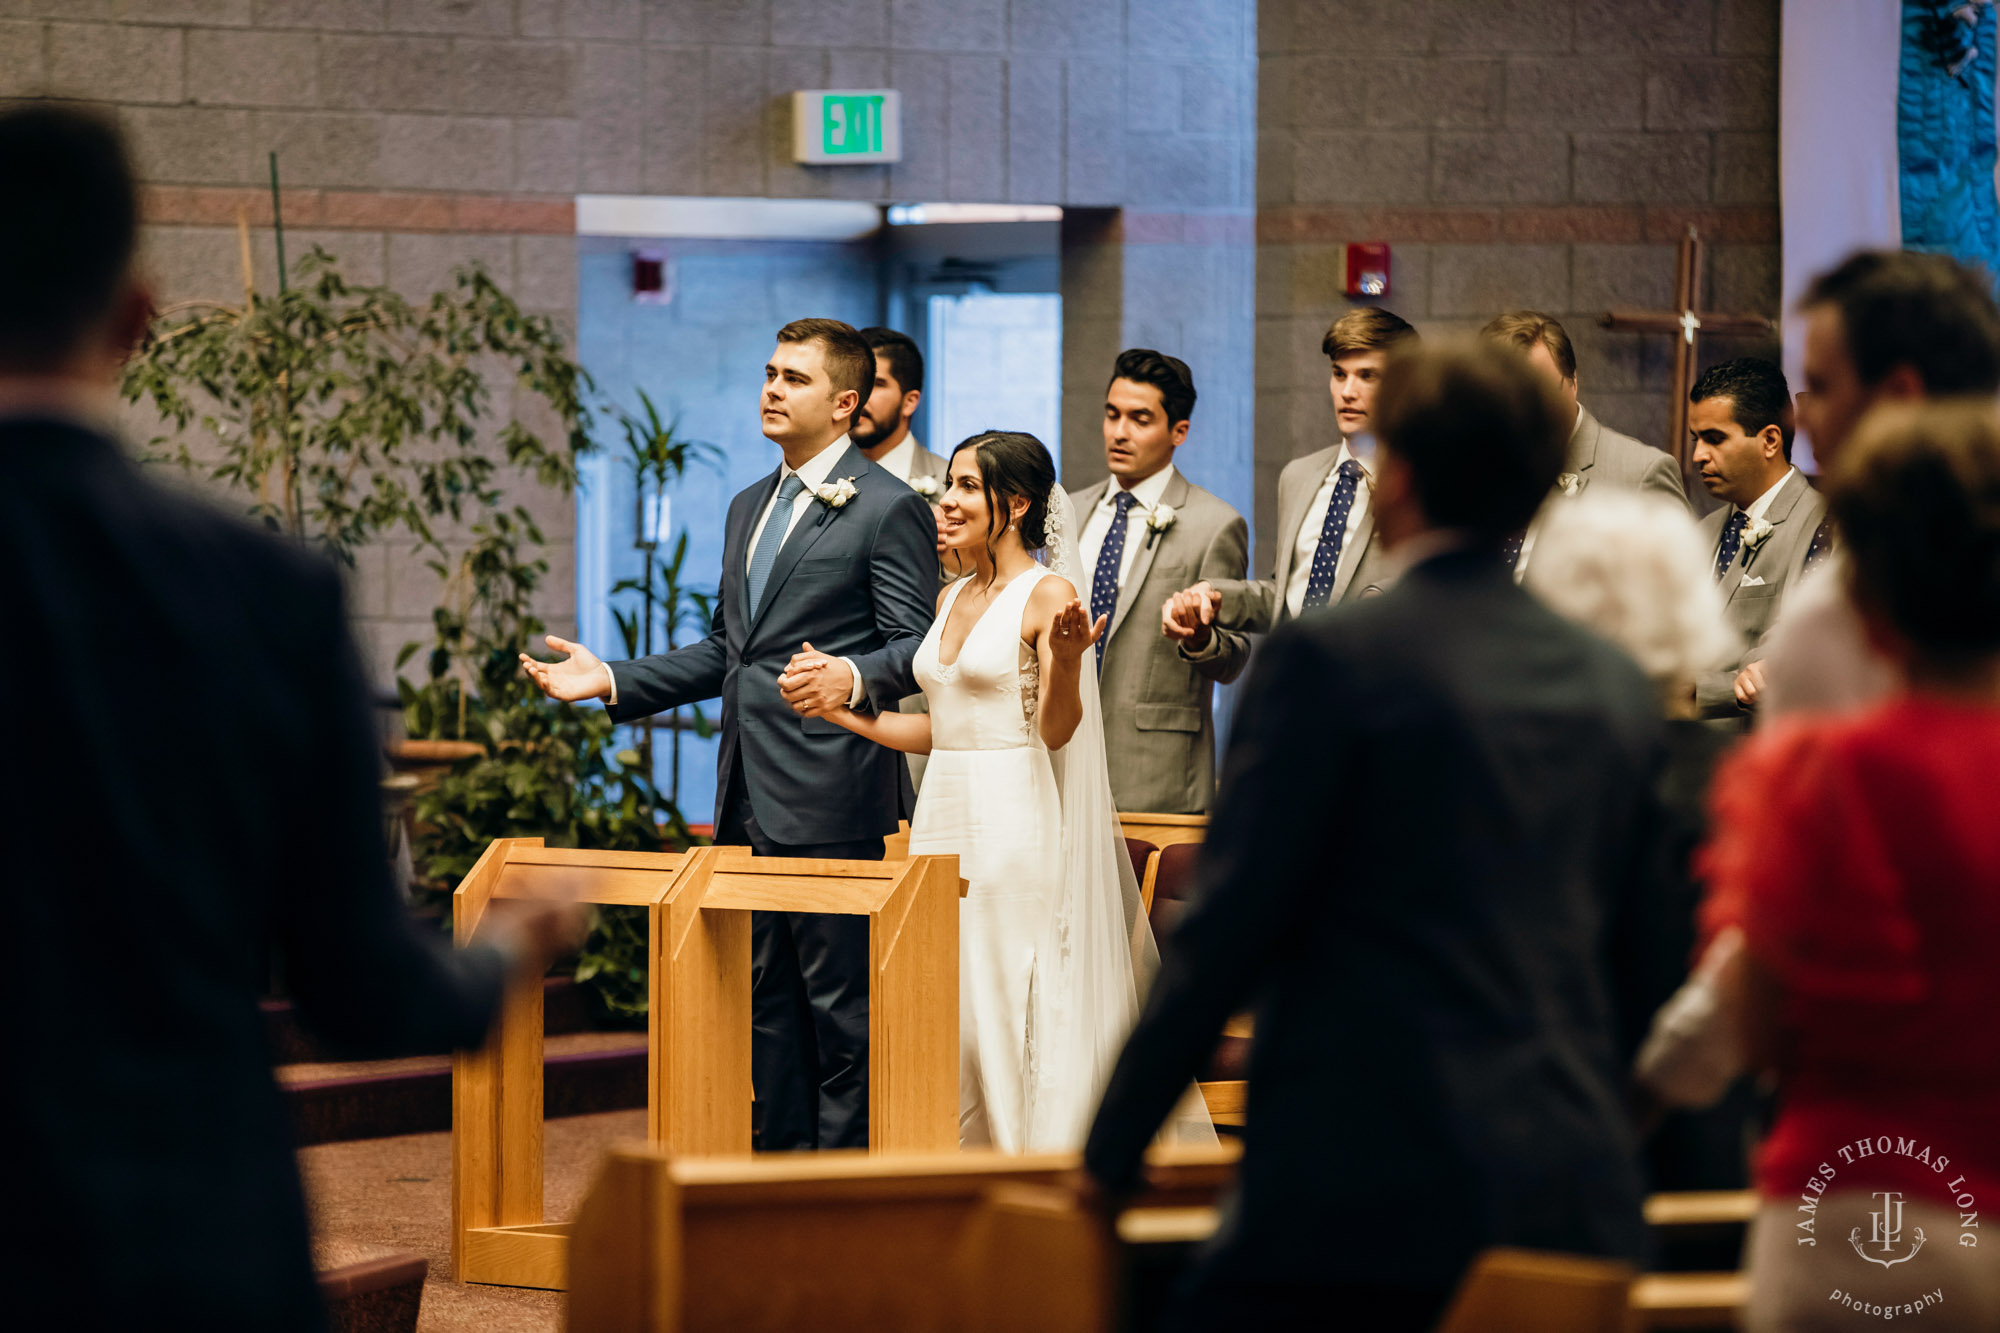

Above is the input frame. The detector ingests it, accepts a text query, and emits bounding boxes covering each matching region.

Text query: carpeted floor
[299,1108,648,1333]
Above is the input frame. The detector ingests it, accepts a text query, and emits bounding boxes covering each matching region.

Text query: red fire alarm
[632,249,671,305]
[1345,242,1391,298]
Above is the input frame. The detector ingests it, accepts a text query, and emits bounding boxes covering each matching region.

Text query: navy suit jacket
[610,442,936,846]
[1085,549,1669,1289]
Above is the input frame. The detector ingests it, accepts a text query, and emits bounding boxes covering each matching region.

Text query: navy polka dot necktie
[1713,509,1748,582]
[1500,530,1525,571]
[1803,515,1835,572]
[1090,491,1138,665]
[1301,459,1364,610]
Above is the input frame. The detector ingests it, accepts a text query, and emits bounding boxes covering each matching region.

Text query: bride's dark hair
[949,431,1056,575]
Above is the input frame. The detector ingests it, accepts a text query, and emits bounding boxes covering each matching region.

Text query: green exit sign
[791,89,901,164]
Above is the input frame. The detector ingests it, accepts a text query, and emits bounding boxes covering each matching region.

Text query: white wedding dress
[907,490,1214,1152]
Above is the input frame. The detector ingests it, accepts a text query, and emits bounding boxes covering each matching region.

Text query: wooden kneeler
[451,838,964,1290]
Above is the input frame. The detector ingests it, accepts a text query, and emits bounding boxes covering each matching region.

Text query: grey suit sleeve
[1185,515,1252,685]
[1641,449,1690,509]
[1084,626,1342,1190]
[1692,668,1747,719]
[847,488,939,711]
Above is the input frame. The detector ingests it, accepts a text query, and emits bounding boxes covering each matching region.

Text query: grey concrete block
[48,21,181,104]
[890,0,1002,50]
[320,34,453,112]
[702,45,768,195]
[1122,133,1238,208]
[515,116,581,192]
[253,0,386,30]
[1571,242,1677,311]
[121,0,250,23]
[1126,61,1180,135]
[253,110,386,189]
[1256,133,1294,205]
[1573,132,1710,204]
[138,225,246,305]
[0,22,45,97]
[377,113,512,191]
[455,39,575,117]
[640,45,705,194]
[513,234,578,312]
[885,48,945,199]
[1432,0,1574,52]
[578,41,642,192]
[771,0,886,48]
[1007,57,1064,201]
[516,0,562,37]
[1284,55,1369,129]
[1503,56,1644,130]
[1181,60,1249,136]
[643,0,767,44]
[10,1,112,17]
[1366,57,1505,128]
[947,55,1005,200]
[1566,318,1652,395]
[1271,0,1434,54]
[1293,130,1430,205]
[1430,129,1568,204]
[1708,242,1780,315]
[1644,58,1775,131]
[1715,0,1777,54]
[283,228,389,287]
[186,28,320,108]
[568,0,643,39]
[1588,390,1670,449]
[1129,0,1244,62]
[1065,58,1126,205]
[123,106,254,186]
[1012,0,1121,52]
[1574,0,1716,54]
[387,231,513,303]
[763,47,829,197]
[827,48,887,85]
[1712,130,1775,205]
[385,0,512,34]
[1429,243,1569,318]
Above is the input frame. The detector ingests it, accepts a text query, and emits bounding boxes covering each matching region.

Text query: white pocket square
[1739,574,1768,587]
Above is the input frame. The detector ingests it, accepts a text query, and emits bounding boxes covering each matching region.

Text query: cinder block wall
[3,0,1257,686]
[1254,0,1782,560]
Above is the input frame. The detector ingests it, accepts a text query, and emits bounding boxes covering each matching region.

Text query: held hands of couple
[1160,580,1223,649]
[779,643,855,717]
[519,635,612,702]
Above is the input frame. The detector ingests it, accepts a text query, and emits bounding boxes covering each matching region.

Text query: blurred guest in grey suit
[1069,349,1248,814]
[854,327,948,499]
[1483,311,1688,577]
[1161,307,1418,658]
[1684,358,1825,722]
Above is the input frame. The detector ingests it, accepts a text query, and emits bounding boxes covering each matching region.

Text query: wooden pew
[451,839,964,1289]
[1118,810,1208,849]
[566,1140,1242,1333]
[1436,1249,1638,1333]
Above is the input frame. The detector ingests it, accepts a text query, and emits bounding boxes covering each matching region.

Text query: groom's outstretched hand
[779,641,854,717]
[519,634,613,703]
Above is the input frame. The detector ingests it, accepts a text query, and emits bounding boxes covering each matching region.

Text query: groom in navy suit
[523,318,936,1149]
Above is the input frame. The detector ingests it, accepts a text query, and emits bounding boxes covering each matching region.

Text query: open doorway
[573,198,1061,827]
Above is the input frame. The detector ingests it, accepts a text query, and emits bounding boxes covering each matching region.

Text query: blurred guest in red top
[1691,399,2000,1330]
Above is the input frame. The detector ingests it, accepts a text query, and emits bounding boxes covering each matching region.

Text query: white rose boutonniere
[1143,502,1177,549]
[910,473,941,500]
[1742,516,1776,554]
[813,476,859,513]
[1556,472,1583,497]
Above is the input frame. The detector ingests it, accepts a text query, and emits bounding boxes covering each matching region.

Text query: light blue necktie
[746,474,807,616]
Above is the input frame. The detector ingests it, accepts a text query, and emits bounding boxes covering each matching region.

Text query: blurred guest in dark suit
[1085,341,1669,1331]
[0,104,577,1332]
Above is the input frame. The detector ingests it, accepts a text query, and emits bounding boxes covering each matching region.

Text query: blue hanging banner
[1900,0,2000,277]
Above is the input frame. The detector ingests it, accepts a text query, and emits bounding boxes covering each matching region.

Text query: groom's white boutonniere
[814,476,859,511]
[1142,502,1177,549]
[909,473,941,500]
[1743,516,1775,551]
[1556,472,1583,497]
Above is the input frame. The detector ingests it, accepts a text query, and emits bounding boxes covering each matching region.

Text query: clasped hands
[779,643,855,718]
[1160,579,1223,649]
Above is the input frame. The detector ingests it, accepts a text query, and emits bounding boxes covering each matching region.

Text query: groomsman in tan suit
[853,327,949,497]
[1684,358,1826,720]
[1070,350,1249,814]
[1162,307,1417,658]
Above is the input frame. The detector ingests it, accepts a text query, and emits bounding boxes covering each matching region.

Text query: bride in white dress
[790,430,1203,1151]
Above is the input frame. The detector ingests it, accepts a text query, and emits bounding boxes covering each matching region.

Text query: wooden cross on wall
[1599,226,1776,487]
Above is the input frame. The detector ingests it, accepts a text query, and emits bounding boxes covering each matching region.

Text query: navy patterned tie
[1301,459,1364,610]
[1500,530,1526,571]
[1803,515,1835,573]
[1090,491,1138,665]
[1713,509,1749,582]
[746,473,807,615]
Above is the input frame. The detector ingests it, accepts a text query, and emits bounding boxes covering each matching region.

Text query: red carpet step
[314,1238,427,1333]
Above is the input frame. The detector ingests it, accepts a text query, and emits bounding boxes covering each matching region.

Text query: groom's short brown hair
[776,318,876,404]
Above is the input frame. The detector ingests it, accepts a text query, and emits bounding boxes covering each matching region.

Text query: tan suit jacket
[1568,403,1687,506]
[1692,469,1827,719]
[1069,471,1249,813]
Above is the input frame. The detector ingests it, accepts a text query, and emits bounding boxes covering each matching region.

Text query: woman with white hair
[1522,490,1756,1201]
